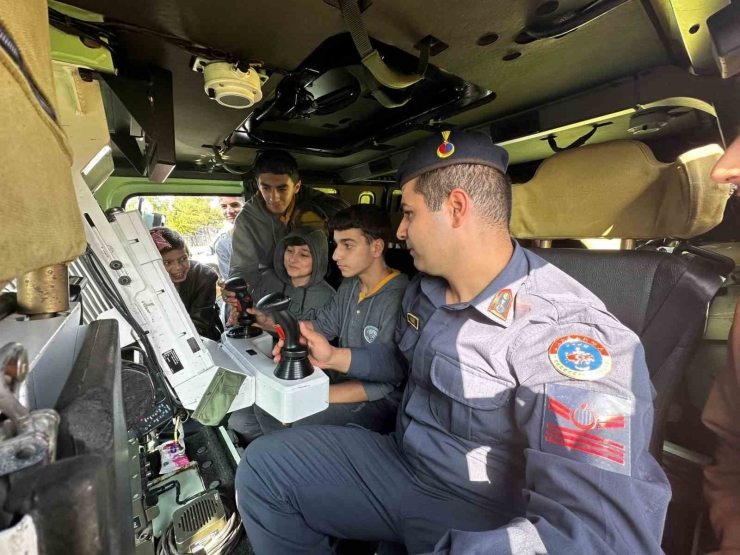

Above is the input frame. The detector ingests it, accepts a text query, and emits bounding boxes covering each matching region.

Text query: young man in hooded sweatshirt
[227,150,349,289]
[247,204,410,437]
[228,226,335,443]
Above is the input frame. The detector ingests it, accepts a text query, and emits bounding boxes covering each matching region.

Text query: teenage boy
[247,204,409,436]
[228,150,348,287]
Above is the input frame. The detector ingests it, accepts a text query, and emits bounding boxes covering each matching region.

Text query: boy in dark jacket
[244,205,409,438]
[150,227,223,341]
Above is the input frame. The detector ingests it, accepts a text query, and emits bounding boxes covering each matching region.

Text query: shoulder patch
[548,335,612,381]
[542,383,631,476]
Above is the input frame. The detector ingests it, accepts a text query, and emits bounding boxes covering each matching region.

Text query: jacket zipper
[0,22,57,123]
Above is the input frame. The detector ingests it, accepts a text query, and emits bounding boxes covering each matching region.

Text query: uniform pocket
[430,353,513,444]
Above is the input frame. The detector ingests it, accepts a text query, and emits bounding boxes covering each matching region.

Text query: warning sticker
[162,349,184,373]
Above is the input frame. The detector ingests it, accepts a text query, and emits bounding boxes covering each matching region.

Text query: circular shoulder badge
[364,325,379,344]
[548,335,612,381]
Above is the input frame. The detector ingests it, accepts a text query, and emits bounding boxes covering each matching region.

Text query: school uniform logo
[548,335,612,381]
[364,326,379,343]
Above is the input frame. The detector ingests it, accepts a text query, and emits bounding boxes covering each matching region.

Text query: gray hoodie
[229,186,349,286]
[253,227,335,321]
[312,270,409,402]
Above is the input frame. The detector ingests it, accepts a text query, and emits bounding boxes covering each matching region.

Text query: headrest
[510,141,732,240]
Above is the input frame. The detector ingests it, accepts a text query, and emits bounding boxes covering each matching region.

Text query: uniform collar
[420,241,528,328]
[471,241,528,327]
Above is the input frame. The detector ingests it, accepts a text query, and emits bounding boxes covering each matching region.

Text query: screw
[119,276,132,286]
[110,260,123,270]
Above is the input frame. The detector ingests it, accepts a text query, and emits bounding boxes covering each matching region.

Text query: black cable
[81,248,180,411]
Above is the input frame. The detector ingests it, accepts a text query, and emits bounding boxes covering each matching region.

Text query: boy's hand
[246,308,275,330]
[219,282,240,308]
[272,321,335,369]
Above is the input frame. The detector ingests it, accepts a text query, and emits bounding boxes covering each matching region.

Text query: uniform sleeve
[425,321,671,555]
[229,212,262,286]
[702,302,740,550]
[311,286,344,341]
[187,269,221,341]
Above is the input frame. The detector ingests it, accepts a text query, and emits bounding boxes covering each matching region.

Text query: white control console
[222,333,329,423]
[75,176,329,421]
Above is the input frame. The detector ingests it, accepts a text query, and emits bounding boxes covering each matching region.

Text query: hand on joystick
[256,292,313,380]
[222,277,261,338]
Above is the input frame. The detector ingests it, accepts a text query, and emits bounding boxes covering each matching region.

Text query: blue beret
[396,129,510,187]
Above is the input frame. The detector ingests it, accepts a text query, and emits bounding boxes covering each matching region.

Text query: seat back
[531,247,727,456]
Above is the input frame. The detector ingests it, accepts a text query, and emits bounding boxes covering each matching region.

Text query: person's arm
[214,235,231,280]
[703,301,740,550]
[358,296,405,401]
[273,322,408,384]
[229,212,262,286]
[328,381,368,403]
[423,322,670,555]
[310,285,345,341]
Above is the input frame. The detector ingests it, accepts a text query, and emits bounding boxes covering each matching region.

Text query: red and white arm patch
[541,383,632,476]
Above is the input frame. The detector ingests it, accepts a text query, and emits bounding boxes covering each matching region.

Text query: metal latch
[0,343,60,477]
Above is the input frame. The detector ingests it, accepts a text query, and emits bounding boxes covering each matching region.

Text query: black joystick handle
[256,292,314,381]
[223,277,261,338]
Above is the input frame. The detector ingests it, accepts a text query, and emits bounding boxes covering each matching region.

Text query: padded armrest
[511,141,733,240]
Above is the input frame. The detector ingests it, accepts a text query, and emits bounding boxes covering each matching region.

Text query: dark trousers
[235,425,508,555]
[228,398,398,444]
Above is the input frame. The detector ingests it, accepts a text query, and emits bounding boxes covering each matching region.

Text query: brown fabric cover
[510,141,732,240]
[0,0,85,283]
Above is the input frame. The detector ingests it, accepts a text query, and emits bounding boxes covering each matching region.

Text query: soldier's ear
[447,188,470,228]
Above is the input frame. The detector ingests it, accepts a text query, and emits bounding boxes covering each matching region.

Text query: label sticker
[162,349,184,373]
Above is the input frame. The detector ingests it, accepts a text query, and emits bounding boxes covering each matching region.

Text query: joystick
[223,277,261,339]
[256,292,313,380]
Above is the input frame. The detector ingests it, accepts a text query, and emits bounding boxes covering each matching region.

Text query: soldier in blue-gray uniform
[234,130,671,554]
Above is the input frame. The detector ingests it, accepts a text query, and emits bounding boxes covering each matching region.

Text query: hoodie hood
[272,226,329,289]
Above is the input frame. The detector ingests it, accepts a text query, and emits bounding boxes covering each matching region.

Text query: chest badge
[436,130,455,159]
[407,312,420,330]
[363,325,379,343]
[548,335,612,381]
[488,288,513,321]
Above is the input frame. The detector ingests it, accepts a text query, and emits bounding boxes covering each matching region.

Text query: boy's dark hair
[253,150,300,185]
[150,226,186,254]
[329,204,392,253]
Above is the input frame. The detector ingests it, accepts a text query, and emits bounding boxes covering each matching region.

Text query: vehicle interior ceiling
[41,0,740,552]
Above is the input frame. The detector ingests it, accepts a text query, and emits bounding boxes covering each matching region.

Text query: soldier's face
[397,179,448,275]
[712,136,740,187]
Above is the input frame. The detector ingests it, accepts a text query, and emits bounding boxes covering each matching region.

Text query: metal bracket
[99,67,176,183]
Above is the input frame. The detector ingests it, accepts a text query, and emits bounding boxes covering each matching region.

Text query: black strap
[641,254,724,375]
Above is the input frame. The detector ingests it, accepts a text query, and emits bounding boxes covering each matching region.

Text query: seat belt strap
[339,0,423,90]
